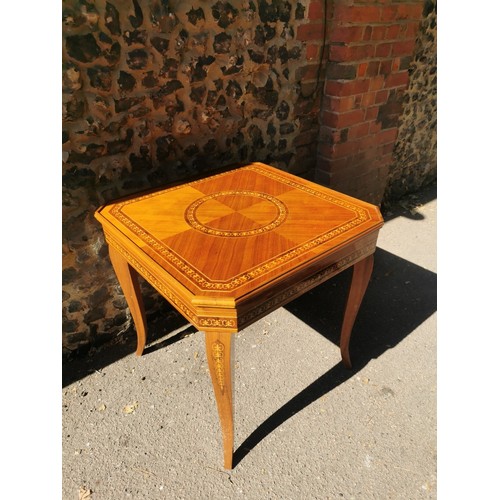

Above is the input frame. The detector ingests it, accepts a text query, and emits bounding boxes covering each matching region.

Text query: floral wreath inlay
[184,190,288,237]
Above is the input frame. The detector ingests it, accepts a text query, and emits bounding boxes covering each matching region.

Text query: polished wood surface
[340,254,374,369]
[205,331,234,469]
[96,162,383,332]
[95,162,384,469]
[108,246,147,356]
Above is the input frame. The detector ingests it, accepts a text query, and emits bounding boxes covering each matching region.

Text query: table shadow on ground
[232,246,436,466]
[62,306,196,387]
[63,184,436,468]
[63,246,436,467]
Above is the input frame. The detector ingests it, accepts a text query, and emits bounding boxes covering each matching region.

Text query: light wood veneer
[95,162,384,468]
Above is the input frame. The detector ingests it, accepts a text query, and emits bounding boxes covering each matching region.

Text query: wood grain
[340,254,375,369]
[95,162,383,333]
[108,245,147,356]
[205,331,234,469]
[94,162,384,468]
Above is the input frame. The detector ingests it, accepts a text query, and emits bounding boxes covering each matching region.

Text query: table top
[96,163,383,321]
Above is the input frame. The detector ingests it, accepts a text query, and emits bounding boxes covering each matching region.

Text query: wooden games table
[94,162,383,469]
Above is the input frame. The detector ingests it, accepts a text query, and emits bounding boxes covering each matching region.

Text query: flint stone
[156,135,178,159]
[114,96,145,112]
[104,42,121,65]
[184,144,200,157]
[87,67,113,91]
[226,80,242,99]
[258,0,290,23]
[175,29,189,51]
[118,71,136,91]
[187,6,205,25]
[129,0,144,28]
[62,267,78,285]
[124,30,148,45]
[63,319,79,333]
[66,34,101,63]
[276,100,290,120]
[248,49,265,63]
[99,32,113,45]
[295,3,305,19]
[64,95,86,121]
[280,122,294,134]
[267,122,277,137]
[107,129,133,154]
[214,32,232,53]
[212,1,238,28]
[67,145,105,165]
[63,64,81,91]
[190,86,206,104]
[151,37,169,54]
[127,49,149,69]
[142,71,159,88]
[161,58,179,78]
[68,301,83,313]
[105,1,121,35]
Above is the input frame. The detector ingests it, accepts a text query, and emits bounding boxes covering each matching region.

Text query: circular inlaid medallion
[185,190,288,237]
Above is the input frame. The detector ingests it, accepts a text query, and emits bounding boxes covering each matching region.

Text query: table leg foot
[205,331,234,469]
[340,254,374,369]
[108,246,148,356]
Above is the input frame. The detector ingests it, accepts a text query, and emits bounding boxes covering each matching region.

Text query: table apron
[102,227,378,334]
[103,229,216,328]
[236,232,379,330]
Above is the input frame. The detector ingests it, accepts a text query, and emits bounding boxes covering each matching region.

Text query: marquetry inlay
[95,161,384,470]
[104,234,198,322]
[105,234,240,331]
[184,190,288,237]
[212,340,225,393]
[104,164,378,293]
[239,243,376,326]
[199,318,237,328]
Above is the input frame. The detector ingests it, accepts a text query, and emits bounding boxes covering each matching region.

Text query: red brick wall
[315,0,424,205]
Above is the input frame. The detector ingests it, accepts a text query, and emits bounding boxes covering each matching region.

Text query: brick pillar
[316,0,424,205]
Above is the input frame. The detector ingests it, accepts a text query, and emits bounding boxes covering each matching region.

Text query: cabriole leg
[108,246,147,356]
[340,254,374,369]
[205,331,234,469]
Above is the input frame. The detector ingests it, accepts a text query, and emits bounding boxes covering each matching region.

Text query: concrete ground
[62,183,437,500]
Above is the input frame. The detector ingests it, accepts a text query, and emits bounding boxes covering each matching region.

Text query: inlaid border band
[109,165,372,291]
[185,190,288,237]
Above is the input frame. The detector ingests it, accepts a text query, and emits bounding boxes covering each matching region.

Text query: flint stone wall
[62,0,324,358]
[383,0,437,200]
